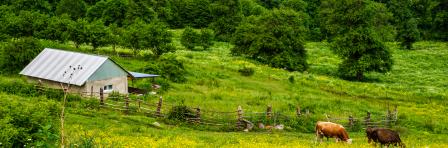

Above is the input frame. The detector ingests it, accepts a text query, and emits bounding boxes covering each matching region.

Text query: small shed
[20,48,154,97]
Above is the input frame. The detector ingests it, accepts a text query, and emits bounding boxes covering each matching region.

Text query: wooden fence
[36,85,399,131]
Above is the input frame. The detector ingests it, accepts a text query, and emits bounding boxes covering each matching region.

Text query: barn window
[103,85,113,91]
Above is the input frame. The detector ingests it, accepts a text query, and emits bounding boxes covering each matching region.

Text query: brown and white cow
[366,127,405,148]
[315,121,352,144]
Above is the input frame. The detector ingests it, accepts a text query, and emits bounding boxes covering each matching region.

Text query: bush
[0,37,43,74]
[238,67,255,76]
[181,26,199,50]
[181,27,214,50]
[0,95,60,147]
[167,105,196,121]
[144,54,186,83]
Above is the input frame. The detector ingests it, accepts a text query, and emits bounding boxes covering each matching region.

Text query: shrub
[238,67,255,76]
[167,105,196,121]
[0,37,43,74]
[144,54,186,83]
[199,29,214,50]
[0,95,60,147]
[107,91,122,101]
[181,26,199,50]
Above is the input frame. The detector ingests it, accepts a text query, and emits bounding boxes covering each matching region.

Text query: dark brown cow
[315,121,352,144]
[366,127,405,147]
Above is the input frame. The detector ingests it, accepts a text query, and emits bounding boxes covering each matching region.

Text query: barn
[19,48,157,97]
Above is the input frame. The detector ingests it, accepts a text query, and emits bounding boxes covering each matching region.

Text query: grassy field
[1,29,447,147]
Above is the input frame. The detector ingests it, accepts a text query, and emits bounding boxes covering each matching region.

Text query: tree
[0,37,43,74]
[124,0,157,26]
[107,23,123,54]
[55,0,87,20]
[102,0,128,26]
[122,20,173,57]
[181,26,199,49]
[87,20,110,51]
[232,9,308,71]
[209,0,243,41]
[86,0,107,21]
[320,0,393,80]
[199,28,215,50]
[10,0,51,13]
[2,11,48,38]
[38,15,72,42]
[68,18,89,48]
[384,0,420,49]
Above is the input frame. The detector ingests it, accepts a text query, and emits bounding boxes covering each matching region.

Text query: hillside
[0,29,447,146]
[34,31,447,147]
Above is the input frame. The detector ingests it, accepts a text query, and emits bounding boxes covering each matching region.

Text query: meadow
[1,29,447,147]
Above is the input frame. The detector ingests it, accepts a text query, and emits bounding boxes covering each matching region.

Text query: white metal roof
[20,48,109,86]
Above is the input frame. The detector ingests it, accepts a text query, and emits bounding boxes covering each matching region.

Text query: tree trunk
[356,71,364,81]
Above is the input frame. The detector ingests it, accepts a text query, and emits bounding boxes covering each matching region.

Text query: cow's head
[346,139,352,144]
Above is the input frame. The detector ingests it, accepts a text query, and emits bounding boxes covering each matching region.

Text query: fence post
[393,105,398,121]
[237,106,243,129]
[156,96,163,117]
[100,88,104,106]
[325,114,330,122]
[386,104,391,127]
[90,86,93,98]
[125,95,129,115]
[349,115,354,130]
[196,106,201,123]
[296,106,301,117]
[266,105,272,120]
[306,109,310,116]
[365,112,371,127]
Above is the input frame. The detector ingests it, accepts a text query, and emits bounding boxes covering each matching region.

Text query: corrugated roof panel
[20,48,108,86]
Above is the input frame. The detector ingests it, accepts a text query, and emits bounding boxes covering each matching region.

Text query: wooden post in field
[306,109,310,116]
[237,106,243,129]
[325,114,330,122]
[196,106,201,123]
[125,95,129,114]
[393,105,398,121]
[99,88,104,106]
[365,112,371,127]
[266,105,272,120]
[386,104,391,127]
[349,115,354,129]
[156,96,163,117]
[296,106,301,117]
[90,86,93,98]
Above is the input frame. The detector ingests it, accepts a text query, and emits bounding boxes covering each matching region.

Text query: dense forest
[0,0,446,79]
[0,0,447,147]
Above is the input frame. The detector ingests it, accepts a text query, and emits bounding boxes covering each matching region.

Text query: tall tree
[122,20,173,57]
[86,0,107,21]
[38,14,72,42]
[320,0,393,80]
[102,0,128,26]
[209,0,243,41]
[0,37,43,74]
[385,0,420,49]
[55,0,87,20]
[68,18,89,48]
[87,20,110,51]
[124,0,157,26]
[232,9,308,71]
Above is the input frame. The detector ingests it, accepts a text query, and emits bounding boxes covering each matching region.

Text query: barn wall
[27,77,85,93]
[87,59,128,81]
[85,76,128,97]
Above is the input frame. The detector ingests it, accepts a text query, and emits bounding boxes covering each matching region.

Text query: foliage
[122,20,173,56]
[385,0,420,49]
[240,0,268,16]
[9,0,52,13]
[0,94,60,147]
[167,105,195,121]
[181,27,214,50]
[238,66,255,76]
[101,0,129,26]
[124,0,157,26]
[143,54,186,83]
[320,0,393,80]
[209,0,242,41]
[0,37,43,74]
[1,10,48,38]
[68,18,89,48]
[87,20,110,50]
[55,0,87,20]
[232,9,308,71]
[180,26,199,50]
[39,15,72,42]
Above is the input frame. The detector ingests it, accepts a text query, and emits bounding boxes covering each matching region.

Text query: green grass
[2,29,448,147]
